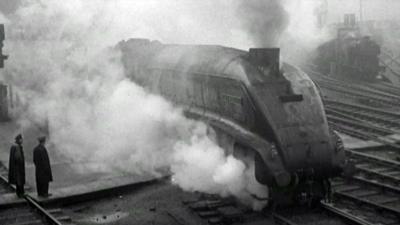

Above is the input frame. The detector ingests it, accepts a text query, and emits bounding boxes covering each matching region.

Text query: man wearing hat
[8,134,25,197]
[33,136,53,197]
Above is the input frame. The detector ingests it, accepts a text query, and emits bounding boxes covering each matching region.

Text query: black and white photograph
[0,0,399,224]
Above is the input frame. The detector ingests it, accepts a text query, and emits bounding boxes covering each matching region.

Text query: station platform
[0,121,158,206]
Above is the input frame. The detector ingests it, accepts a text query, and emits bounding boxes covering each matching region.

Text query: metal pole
[359,0,363,23]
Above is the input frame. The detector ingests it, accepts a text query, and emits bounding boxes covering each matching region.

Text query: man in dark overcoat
[33,136,53,197]
[8,134,25,197]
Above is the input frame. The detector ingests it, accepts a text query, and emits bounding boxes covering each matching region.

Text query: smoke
[236,0,289,47]
[234,0,332,65]
[2,0,269,209]
[280,0,331,65]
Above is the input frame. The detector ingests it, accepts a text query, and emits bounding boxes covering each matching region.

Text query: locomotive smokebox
[249,48,280,76]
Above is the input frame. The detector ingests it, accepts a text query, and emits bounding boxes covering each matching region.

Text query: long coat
[33,145,53,183]
[8,144,25,185]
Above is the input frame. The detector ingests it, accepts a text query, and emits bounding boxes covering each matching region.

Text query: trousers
[16,184,24,197]
[36,180,49,196]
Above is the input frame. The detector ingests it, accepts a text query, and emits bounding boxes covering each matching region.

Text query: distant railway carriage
[118,39,347,204]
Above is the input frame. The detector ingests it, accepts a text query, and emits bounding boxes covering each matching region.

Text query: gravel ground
[61,180,215,225]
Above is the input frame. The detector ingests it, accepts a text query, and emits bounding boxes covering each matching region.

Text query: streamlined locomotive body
[118,39,346,203]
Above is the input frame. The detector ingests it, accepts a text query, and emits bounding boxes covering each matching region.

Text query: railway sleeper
[334,190,400,218]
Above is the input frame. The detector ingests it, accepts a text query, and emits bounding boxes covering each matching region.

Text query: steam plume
[236,0,289,47]
[2,0,268,209]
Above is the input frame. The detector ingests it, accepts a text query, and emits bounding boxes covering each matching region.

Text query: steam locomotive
[314,28,382,81]
[118,39,346,204]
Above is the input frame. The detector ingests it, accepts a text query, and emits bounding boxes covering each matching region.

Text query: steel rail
[321,85,399,108]
[351,174,400,195]
[305,66,400,109]
[329,123,371,140]
[326,108,400,136]
[324,100,400,123]
[326,106,400,130]
[318,79,400,100]
[319,82,400,107]
[271,213,299,225]
[0,168,63,225]
[345,149,400,194]
[327,114,394,137]
[307,69,400,100]
[320,202,374,225]
[368,82,400,97]
[347,149,400,167]
[25,195,63,225]
[328,122,400,150]
[334,190,400,216]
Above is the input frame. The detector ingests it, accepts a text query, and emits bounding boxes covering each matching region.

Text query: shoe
[41,193,52,198]
[17,194,25,198]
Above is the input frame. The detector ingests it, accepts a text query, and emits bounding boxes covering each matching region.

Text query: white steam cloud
[2,0,269,208]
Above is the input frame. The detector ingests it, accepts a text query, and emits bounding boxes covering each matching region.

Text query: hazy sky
[1,0,399,23]
[323,0,400,23]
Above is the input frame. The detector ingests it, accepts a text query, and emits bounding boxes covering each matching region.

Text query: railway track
[183,194,395,225]
[184,145,400,225]
[326,114,400,147]
[182,146,400,225]
[306,68,400,151]
[322,98,400,145]
[366,82,400,97]
[316,78,400,105]
[347,150,400,189]
[321,147,400,225]
[324,100,400,131]
[0,164,73,225]
[330,178,400,224]
[350,145,400,162]
[183,195,357,225]
[271,207,352,225]
[306,67,400,109]
[323,99,400,147]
